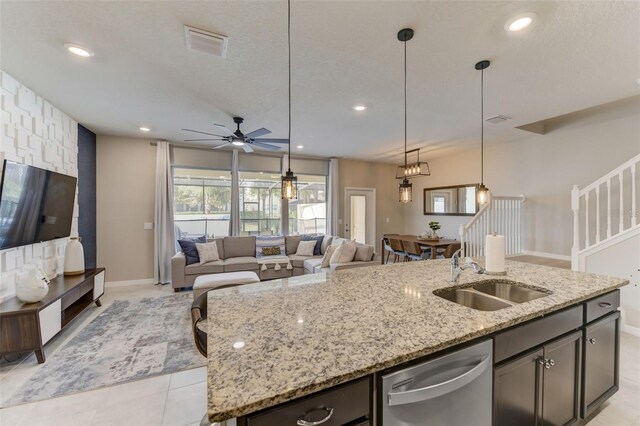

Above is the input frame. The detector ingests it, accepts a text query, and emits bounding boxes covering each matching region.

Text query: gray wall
[78,124,97,268]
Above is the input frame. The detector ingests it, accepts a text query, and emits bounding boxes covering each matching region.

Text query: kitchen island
[206,259,627,425]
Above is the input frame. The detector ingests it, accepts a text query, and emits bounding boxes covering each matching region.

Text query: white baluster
[632,166,637,227]
[595,186,600,244]
[585,191,590,248]
[619,172,624,233]
[607,180,612,238]
[571,185,580,271]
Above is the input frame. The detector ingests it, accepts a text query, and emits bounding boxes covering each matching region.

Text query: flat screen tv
[0,160,77,250]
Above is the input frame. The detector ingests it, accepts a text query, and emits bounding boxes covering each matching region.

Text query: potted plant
[428,221,441,239]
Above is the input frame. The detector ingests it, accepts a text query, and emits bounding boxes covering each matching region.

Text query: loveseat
[171,235,377,291]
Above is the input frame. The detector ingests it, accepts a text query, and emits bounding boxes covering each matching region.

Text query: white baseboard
[622,323,640,338]
[520,250,571,261]
[105,278,155,288]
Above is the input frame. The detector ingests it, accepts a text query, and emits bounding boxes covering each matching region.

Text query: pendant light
[281,0,297,200]
[475,59,490,205]
[398,28,414,204]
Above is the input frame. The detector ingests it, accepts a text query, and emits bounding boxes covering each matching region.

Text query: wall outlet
[144,222,154,230]
[386,217,390,223]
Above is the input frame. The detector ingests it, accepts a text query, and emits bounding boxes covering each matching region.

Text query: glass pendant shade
[477,183,490,205]
[399,179,412,203]
[281,169,298,200]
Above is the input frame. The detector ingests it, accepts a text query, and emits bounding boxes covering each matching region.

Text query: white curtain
[327,158,339,236]
[154,141,175,285]
[281,154,289,235]
[229,149,240,236]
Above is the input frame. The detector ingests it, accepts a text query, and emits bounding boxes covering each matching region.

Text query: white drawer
[39,299,61,344]
[93,271,105,299]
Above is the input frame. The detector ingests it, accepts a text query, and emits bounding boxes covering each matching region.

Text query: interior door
[344,188,375,245]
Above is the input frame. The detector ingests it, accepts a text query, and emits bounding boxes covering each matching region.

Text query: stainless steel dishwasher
[381,339,492,426]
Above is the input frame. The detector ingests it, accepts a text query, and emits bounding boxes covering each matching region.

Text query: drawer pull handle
[297,407,334,426]
[598,302,612,308]
[588,338,597,345]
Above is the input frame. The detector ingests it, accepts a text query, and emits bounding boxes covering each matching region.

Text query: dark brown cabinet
[494,331,581,426]
[582,311,620,418]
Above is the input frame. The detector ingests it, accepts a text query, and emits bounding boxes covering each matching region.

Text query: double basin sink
[434,279,551,311]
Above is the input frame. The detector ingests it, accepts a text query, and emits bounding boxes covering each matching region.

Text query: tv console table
[0,268,105,363]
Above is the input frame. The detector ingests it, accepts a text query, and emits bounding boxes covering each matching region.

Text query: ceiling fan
[182,117,289,153]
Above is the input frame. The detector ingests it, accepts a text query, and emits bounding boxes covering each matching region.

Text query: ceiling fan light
[231,140,245,146]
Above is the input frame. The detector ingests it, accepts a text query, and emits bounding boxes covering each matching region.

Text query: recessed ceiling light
[139,127,150,132]
[64,43,94,57]
[232,341,245,349]
[505,13,536,32]
[296,145,304,149]
[352,105,367,111]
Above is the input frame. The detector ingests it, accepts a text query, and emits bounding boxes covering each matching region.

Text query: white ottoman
[193,271,260,300]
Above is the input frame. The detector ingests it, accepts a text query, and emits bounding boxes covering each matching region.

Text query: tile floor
[1,267,638,425]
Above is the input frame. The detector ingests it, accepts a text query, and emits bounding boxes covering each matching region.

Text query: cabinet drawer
[61,287,80,310]
[494,305,583,363]
[585,290,619,324]
[246,377,370,426]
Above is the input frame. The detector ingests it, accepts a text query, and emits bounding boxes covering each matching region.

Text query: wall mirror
[423,184,479,216]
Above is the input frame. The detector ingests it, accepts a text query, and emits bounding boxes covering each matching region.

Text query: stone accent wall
[0,71,78,302]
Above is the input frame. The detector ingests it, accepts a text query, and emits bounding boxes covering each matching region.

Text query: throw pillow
[196,241,220,265]
[321,235,333,254]
[296,240,317,257]
[354,244,375,262]
[262,246,282,256]
[178,239,200,266]
[330,240,358,265]
[256,235,286,258]
[302,234,324,255]
[320,244,339,268]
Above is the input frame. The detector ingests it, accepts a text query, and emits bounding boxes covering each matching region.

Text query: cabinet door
[583,311,620,418]
[542,331,581,426]
[494,348,543,426]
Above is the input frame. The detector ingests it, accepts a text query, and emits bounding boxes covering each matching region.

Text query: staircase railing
[572,153,640,270]
[460,195,526,257]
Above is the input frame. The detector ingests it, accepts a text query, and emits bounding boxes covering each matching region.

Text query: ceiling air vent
[485,115,510,124]
[184,25,228,58]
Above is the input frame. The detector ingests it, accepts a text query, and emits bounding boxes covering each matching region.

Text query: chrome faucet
[451,248,485,283]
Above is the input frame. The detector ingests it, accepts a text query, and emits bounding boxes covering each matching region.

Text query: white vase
[16,267,50,303]
[64,237,85,276]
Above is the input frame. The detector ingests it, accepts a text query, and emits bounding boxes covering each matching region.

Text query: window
[288,174,327,235]
[239,172,282,236]
[173,168,231,239]
[433,195,446,213]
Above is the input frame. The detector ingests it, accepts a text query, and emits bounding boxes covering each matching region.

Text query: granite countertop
[206,259,628,422]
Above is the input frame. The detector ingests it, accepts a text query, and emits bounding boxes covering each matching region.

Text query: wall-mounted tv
[0,160,77,250]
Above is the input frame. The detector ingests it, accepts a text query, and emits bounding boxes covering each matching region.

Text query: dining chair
[402,240,430,261]
[383,234,399,264]
[442,243,462,259]
[388,237,407,263]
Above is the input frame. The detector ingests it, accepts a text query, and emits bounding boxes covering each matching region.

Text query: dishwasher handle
[387,355,491,406]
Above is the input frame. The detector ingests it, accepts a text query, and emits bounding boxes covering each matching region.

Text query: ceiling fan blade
[212,142,232,150]
[184,138,226,142]
[182,129,226,138]
[252,141,281,151]
[244,127,271,139]
[241,144,254,153]
[253,138,290,144]
[214,124,234,136]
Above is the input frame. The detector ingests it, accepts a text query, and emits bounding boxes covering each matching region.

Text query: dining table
[380,235,460,263]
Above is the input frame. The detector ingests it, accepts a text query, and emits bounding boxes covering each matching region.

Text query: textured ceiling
[1,1,639,163]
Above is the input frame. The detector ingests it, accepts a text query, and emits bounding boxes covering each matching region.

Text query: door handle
[297,407,334,426]
[598,302,612,308]
[588,338,597,345]
[387,355,491,406]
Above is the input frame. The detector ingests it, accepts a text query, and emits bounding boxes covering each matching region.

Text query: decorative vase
[16,266,50,303]
[64,237,85,276]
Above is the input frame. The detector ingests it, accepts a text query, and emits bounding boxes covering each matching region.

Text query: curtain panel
[229,149,240,236]
[328,158,339,236]
[154,141,175,284]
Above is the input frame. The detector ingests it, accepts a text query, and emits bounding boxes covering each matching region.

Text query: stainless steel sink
[436,289,513,311]
[434,279,551,311]
[472,280,550,303]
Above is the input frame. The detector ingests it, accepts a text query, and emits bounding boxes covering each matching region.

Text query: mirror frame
[423,183,480,216]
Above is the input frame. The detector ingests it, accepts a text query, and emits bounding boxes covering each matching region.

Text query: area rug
[3,293,205,407]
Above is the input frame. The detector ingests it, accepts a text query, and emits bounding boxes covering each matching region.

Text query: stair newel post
[571,184,580,271]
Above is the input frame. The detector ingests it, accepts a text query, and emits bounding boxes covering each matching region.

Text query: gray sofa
[171,235,377,291]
